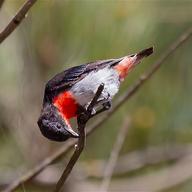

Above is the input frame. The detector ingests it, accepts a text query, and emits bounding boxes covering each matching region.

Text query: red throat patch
[53,91,78,125]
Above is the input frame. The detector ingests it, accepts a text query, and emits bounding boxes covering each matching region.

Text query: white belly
[71,67,120,106]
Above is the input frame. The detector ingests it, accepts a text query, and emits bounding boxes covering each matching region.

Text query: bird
[37,47,153,142]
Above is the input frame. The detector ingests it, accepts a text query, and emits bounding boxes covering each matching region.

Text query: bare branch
[54,84,105,192]
[0,0,37,44]
[65,153,192,192]
[105,153,192,192]
[0,0,5,10]
[0,144,191,190]
[87,83,104,112]
[100,118,130,192]
[3,27,192,192]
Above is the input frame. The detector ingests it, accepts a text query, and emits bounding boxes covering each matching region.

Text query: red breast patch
[53,91,78,121]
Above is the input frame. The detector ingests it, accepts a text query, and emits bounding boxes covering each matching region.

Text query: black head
[37,104,79,142]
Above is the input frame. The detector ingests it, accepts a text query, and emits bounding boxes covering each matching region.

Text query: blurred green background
[0,0,192,191]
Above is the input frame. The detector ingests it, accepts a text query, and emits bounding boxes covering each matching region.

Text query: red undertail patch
[114,58,133,80]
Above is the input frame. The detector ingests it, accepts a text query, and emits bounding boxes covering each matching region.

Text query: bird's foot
[90,101,112,117]
[103,100,112,110]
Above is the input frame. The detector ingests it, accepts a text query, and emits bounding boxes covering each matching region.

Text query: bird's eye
[130,54,135,57]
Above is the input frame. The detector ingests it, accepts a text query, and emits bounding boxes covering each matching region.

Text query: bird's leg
[95,92,111,105]
[103,100,112,109]
[77,84,105,123]
[76,83,112,136]
[90,91,112,117]
[90,100,112,118]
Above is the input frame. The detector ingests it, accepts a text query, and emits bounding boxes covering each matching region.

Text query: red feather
[53,91,78,125]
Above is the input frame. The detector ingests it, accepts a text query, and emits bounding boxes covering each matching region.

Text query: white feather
[71,67,120,106]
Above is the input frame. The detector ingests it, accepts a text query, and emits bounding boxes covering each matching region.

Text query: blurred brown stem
[0,144,191,189]
[100,153,192,192]
[83,144,191,178]
[3,27,192,192]
[0,0,37,44]
[54,84,104,192]
[100,118,130,192]
[0,0,5,9]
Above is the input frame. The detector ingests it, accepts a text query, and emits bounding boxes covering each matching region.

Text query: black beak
[65,126,79,138]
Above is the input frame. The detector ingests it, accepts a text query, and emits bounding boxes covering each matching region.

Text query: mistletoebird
[38,47,153,142]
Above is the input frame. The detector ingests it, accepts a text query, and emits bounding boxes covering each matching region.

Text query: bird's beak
[65,126,79,138]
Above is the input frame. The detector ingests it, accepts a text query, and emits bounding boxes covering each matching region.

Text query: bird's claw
[91,108,97,115]
[90,101,112,118]
[103,101,112,110]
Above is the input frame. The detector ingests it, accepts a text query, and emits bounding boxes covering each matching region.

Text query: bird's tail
[114,47,154,80]
[136,47,154,60]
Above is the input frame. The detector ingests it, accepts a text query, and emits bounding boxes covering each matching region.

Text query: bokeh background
[0,0,192,191]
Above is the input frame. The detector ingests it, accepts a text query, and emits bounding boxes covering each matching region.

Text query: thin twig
[100,118,130,192]
[0,0,37,44]
[54,84,104,192]
[87,83,104,112]
[3,27,192,192]
[0,0,5,10]
[0,144,191,189]
[66,153,192,192]
[101,154,192,192]
[54,121,85,192]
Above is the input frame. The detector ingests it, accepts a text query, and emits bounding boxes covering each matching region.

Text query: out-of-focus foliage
[0,0,192,191]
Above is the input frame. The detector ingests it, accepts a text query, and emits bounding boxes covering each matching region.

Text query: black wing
[43,58,123,104]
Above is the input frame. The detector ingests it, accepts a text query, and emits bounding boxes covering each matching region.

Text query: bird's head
[37,104,79,142]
